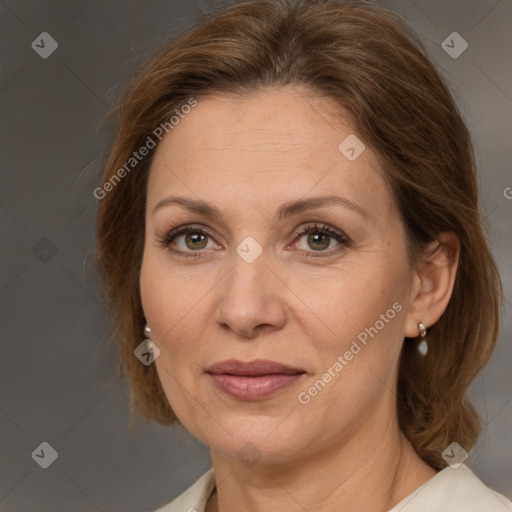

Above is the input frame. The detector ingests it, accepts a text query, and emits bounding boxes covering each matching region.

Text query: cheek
[140,255,207,423]
[140,250,203,333]
[294,273,406,426]
[291,261,409,412]
[289,259,406,350]
[139,250,217,395]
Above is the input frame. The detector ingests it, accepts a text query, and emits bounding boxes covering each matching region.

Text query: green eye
[162,224,215,255]
[306,232,331,250]
[184,232,208,250]
[161,222,350,259]
[294,223,349,255]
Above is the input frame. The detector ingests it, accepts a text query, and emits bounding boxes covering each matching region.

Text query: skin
[139,87,459,512]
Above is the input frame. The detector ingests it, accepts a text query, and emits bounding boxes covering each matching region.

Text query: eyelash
[159,223,350,259]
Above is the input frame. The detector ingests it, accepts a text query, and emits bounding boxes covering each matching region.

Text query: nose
[214,250,287,338]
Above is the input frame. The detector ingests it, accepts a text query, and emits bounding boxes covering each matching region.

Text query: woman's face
[140,87,415,464]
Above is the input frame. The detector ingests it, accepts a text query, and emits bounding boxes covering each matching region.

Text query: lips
[206,359,306,400]
[206,359,305,376]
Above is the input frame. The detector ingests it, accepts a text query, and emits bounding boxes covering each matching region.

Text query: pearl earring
[143,324,154,351]
[134,324,161,365]
[144,324,161,360]
[418,322,428,356]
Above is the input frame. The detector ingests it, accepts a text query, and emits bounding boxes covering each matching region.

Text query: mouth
[205,359,307,400]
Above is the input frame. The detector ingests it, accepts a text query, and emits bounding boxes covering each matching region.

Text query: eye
[160,224,219,257]
[292,223,350,257]
[159,222,350,259]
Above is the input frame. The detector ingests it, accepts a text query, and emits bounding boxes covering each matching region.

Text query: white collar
[154,464,512,511]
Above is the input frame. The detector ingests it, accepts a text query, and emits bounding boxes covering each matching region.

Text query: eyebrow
[152,194,368,220]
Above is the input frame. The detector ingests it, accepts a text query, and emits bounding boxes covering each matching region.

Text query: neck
[206,412,436,512]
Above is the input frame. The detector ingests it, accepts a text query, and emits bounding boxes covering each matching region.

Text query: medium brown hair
[95,0,502,470]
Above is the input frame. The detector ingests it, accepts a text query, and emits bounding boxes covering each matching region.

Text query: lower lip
[208,373,305,400]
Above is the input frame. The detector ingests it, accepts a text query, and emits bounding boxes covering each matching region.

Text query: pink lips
[206,359,306,400]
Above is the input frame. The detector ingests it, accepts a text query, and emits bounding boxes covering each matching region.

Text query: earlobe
[404,232,460,338]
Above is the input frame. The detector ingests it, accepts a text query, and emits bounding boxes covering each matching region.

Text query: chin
[190,413,314,466]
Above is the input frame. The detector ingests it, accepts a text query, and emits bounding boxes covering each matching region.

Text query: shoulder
[152,469,216,512]
[389,464,512,512]
[151,464,512,512]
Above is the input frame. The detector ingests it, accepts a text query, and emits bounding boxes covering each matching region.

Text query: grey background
[0,0,510,510]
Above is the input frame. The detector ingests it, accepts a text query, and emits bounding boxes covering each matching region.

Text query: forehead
[147,87,394,219]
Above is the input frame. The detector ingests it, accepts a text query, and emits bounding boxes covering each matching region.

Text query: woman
[95,1,511,510]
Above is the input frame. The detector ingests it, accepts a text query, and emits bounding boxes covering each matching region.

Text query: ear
[404,232,460,338]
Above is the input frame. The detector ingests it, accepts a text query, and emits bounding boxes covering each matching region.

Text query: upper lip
[206,359,305,376]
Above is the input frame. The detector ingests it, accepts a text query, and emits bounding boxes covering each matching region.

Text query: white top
[153,464,512,512]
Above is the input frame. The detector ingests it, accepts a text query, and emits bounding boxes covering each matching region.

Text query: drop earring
[418,322,428,356]
[144,324,160,362]
[134,324,160,365]
[143,324,154,352]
